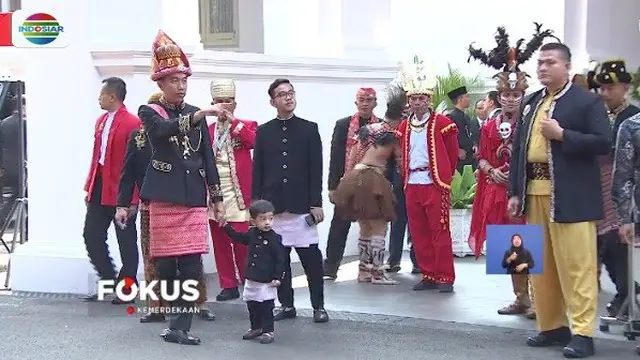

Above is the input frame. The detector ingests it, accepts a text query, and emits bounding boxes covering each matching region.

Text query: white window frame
[199,0,240,48]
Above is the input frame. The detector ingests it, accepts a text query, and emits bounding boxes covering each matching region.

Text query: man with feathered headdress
[507,39,612,357]
[396,56,460,293]
[206,79,258,302]
[135,30,229,345]
[332,80,406,285]
[467,23,558,320]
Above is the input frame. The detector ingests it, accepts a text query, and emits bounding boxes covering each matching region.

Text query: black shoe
[140,313,165,323]
[323,262,338,280]
[242,329,263,340]
[313,308,329,323]
[198,308,216,321]
[163,329,201,345]
[411,267,421,274]
[273,307,296,321]
[412,279,437,291]
[385,264,401,273]
[216,288,240,301]
[259,332,275,344]
[526,326,572,347]
[563,335,595,358]
[437,283,454,293]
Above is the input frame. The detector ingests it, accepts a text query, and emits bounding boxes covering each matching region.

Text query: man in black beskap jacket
[252,78,329,323]
[507,42,612,358]
[323,88,379,279]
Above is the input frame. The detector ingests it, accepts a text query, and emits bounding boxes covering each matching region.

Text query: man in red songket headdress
[206,79,257,301]
[137,30,228,345]
[324,87,378,280]
[396,56,459,293]
[467,23,558,320]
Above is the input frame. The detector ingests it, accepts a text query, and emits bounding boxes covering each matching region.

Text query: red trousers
[209,220,248,289]
[405,184,455,284]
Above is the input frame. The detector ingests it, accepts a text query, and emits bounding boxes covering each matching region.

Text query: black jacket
[501,246,535,275]
[328,115,377,191]
[117,129,152,207]
[447,108,474,155]
[508,83,612,223]
[138,102,222,207]
[223,225,286,283]
[251,116,323,214]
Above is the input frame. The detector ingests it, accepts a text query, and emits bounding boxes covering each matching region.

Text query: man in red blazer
[396,60,459,293]
[207,79,257,301]
[82,77,141,303]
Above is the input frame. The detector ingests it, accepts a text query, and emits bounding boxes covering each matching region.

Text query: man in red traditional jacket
[466,25,556,319]
[207,79,257,301]
[82,77,141,303]
[397,58,459,293]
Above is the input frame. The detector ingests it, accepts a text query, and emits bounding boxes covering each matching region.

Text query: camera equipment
[0,80,27,290]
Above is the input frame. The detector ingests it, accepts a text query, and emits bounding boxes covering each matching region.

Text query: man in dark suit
[81,77,141,304]
[446,86,474,172]
[507,42,612,358]
[252,78,329,323]
[324,88,379,280]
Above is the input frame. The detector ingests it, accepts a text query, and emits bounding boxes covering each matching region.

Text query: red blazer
[84,106,141,206]
[208,118,257,210]
[399,113,459,191]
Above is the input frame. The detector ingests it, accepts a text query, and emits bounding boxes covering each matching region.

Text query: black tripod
[0,81,27,290]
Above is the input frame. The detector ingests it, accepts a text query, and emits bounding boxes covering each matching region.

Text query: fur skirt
[333,165,396,222]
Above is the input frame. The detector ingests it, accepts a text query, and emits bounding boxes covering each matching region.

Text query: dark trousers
[324,210,351,273]
[279,244,324,309]
[598,230,638,300]
[155,254,203,331]
[83,175,138,281]
[387,172,417,267]
[247,300,275,333]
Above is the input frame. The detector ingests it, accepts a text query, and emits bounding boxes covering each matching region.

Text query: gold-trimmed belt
[526,163,550,180]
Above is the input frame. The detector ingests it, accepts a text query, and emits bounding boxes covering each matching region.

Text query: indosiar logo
[12,10,68,48]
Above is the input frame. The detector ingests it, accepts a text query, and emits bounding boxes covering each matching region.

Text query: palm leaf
[431,63,486,118]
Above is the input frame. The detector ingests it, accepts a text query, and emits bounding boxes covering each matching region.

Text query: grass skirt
[334,165,396,222]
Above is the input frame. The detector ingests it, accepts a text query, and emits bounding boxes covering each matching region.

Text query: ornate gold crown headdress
[399,55,437,96]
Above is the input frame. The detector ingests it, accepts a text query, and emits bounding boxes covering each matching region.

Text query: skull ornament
[508,72,517,89]
[499,121,512,140]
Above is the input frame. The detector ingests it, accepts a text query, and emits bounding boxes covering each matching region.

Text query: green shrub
[450,164,476,209]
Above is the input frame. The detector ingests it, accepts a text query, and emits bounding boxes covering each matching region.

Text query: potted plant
[430,63,485,117]
[449,164,476,257]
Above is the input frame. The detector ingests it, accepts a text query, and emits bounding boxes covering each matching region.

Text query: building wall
[7,0,397,294]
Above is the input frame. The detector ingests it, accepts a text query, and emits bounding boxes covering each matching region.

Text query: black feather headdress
[467,22,560,72]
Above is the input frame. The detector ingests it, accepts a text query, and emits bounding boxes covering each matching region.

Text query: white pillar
[563,0,591,72]
[340,0,391,60]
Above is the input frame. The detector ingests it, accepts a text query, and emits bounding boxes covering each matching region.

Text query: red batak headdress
[150,30,192,81]
[467,23,559,92]
[356,88,377,100]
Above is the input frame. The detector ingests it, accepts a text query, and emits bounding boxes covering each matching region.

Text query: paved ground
[0,296,636,360]
[2,247,640,359]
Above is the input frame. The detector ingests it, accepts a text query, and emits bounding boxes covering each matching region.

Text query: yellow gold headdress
[398,55,437,96]
[210,79,236,99]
